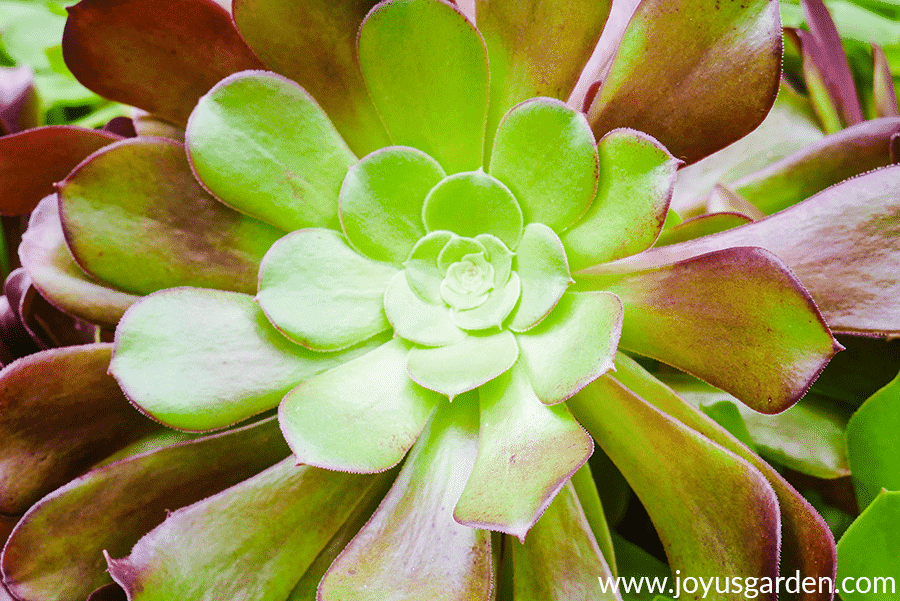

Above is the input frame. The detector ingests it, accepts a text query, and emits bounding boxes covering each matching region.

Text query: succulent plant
[0,0,899,599]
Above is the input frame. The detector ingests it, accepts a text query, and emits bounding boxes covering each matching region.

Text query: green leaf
[451,273,521,330]
[509,482,618,601]
[873,43,899,117]
[340,146,445,264]
[407,330,519,399]
[357,0,488,174]
[384,272,465,346]
[59,137,283,296]
[187,71,356,232]
[563,129,680,271]
[580,247,841,413]
[405,230,455,303]
[454,364,592,540]
[478,233,514,288]
[20,195,139,327]
[516,291,623,405]
[585,0,781,164]
[570,463,618,578]
[231,0,390,156]
[1,418,289,601]
[836,491,900,600]
[847,370,900,509]
[569,378,782,591]
[437,237,489,274]
[489,98,598,231]
[422,171,523,249]
[279,338,440,473]
[509,223,572,332]
[257,229,397,351]
[319,397,493,601]
[0,344,157,515]
[62,0,264,126]
[108,459,389,600]
[654,212,753,247]
[111,289,378,432]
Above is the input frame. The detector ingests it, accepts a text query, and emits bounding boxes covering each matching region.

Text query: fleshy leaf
[477,234,514,288]
[579,247,839,413]
[406,230,455,304]
[509,223,572,332]
[59,137,283,296]
[0,344,157,515]
[654,212,753,246]
[1,418,289,601]
[873,44,899,118]
[319,397,493,601]
[835,491,900,601]
[19,196,139,327]
[570,464,618,578]
[110,288,378,431]
[257,229,397,351]
[187,71,356,232]
[489,98,598,231]
[422,172,523,249]
[451,273,520,331]
[0,126,119,216]
[107,458,388,600]
[704,184,765,221]
[586,0,781,164]
[562,129,679,271]
[476,0,611,158]
[790,28,843,135]
[357,0,488,174]
[279,338,440,473]
[62,0,264,126]
[846,370,900,510]
[569,378,781,592]
[384,272,465,346]
[340,146,445,264]
[231,0,389,156]
[509,482,620,601]
[437,237,489,274]
[594,166,900,337]
[454,364,592,540]
[516,291,623,405]
[407,330,518,399]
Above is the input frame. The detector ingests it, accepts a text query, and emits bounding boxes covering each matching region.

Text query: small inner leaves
[441,253,495,310]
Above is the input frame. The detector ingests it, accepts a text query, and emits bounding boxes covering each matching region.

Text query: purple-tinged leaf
[319,397,493,601]
[454,364,593,540]
[232,0,389,156]
[62,0,264,126]
[569,377,781,596]
[0,127,119,216]
[279,338,440,473]
[510,482,620,601]
[19,196,139,328]
[585,0,781,164]
[704,185,766,221]
[59,137,283,296]
[1,417,289,601]
[107,458,390,600]
[0,344,157,515]
[872,44,899,119]
[570,464,618,577]
[592,166,900,337]
[800,0,864,127]
[654,211,753,247]
[358,0,488,174]
[788,28,843,135]
[580,247,840,412]
[0,66,39,135]
[7,268,96,350]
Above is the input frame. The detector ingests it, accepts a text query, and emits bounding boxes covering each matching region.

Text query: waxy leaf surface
[257,229,396,351]
[59,138,283,296]
[509,223,572,332]
[187,71,356,232]
[0,126,119,216]
[232,0,389,156]
[516,291,623,405]
[455,364,592,540]
[111,289,378,431]
[586,0,781,164]
[19,196,139,327]
[1,418,289,601]
[835,491,900,601]
[108,458,386,600]
[62,0,264,126]
[384,272,465,346]
[320,398,492,601]
[846,371,900,509]
[0,344,156,515]
[340,146,445,264]
[563,129,679,271]
[358,0,488,173]
[279,338,440,473]
[489,98,598,231]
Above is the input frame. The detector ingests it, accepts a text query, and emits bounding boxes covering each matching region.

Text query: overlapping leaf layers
[0,0,899,599]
